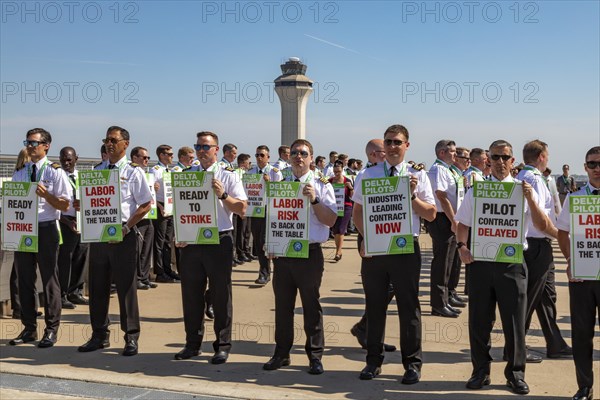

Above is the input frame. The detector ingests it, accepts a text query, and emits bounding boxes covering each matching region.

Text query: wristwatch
[219,192,228,200]
[457,241,466,249]
[123,225,131,236]
[311,196,320,205]
[411,192,417,201]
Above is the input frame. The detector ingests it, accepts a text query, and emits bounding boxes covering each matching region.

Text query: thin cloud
[303,34,385,62]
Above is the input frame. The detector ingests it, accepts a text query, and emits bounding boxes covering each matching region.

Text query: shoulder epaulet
[129,162,139,168]
[319,176,330,184]
[367,163,377,168]
[225,166,235,172]
[183,166,192,171]
[410,161,424,171]
[153,165,160,170]
[51,162,61,169]
[272,167,279,172]
[94,162,103,168]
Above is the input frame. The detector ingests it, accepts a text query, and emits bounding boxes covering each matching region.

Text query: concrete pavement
[1,234,597,399]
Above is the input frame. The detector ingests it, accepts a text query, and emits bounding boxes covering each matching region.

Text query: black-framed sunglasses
[490,154,512,162]
[102,138,126,145]
[586,161,600,169]
[290,150,310,158]
[194,144,216,151]
[384,139,405,147]
[23,140,47,147]
[163,152,174,157]
[138,156,151,160]
[255,153,267,158]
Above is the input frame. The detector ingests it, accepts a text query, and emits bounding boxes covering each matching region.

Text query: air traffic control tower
[274,57,313,146]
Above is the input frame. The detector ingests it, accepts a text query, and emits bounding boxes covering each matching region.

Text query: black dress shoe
[61,297,76,309]
[547,346,573,359]
[506,378,530,394]
[175,346,200,360]
[255,277,269,285]
[401,368,420,385]
[11,310,21,319]
[446,304,462,314]
[359,365,381,380]
[431,307,459,318]
[155,274,175,283]
[246,253,257,260]
[78,336,110,352]
[383,343,397,352]
[9,330,38,345]
[233,258,244,265]
[67,294,89,305]
[573,387,593,400]
[147,282,158,289]
[168,272,181,282]
[466,372,491,389]
[308,359,324,375]
[452,294,468,303]
[449,296,467,308]
[38,331,57,348]
[137,282,150,290]
[239,254,252,262]
[263,356,291,370]
[205,305,214,320]
[211,350,229,364]
[526,351,542,363]
[350,324,368,349]
[122,339,138,356]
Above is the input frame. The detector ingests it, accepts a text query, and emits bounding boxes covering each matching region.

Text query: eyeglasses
[586,161,600,169]
[138,156,151,160]
[490,154,512,162]
[102,138,126,145]
[194,144,216,151]
[456,156,470,160]
[384,139,405,147]
[23,140,47,147]
[255,153,267,158]
[163,152,174,157]
[290,150,310,158]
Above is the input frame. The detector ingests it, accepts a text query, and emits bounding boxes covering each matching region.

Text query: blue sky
[1,0,599,174]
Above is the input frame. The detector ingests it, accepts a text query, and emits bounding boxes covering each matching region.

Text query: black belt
[527,237,552,243]
[219,230,233,239]
[309,243,321,250]
[39,220,57,228]
[62,215,76,221]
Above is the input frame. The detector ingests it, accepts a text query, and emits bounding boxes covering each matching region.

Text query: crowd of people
[3,125,598,399]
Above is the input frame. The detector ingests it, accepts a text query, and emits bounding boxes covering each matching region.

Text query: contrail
[303,34,385,62]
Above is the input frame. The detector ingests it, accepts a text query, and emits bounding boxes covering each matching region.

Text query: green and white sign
[1,181,39,252]
[79,169,123,243]
[471,181,524,263]
[162,171,173,217]
[333,183,345,217]
[265,181,309,258]
[144,173,157,220]
[172,171,219,244]
[362,176,414,256]
[243,173,266,218]
[569,195,600,280]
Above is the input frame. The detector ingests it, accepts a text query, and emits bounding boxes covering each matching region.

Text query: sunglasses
[194,144,216,151]
[255,153,267,158]
[102,138,126,145]
[490,154,512,162]
[23,140,47,147]
[586,161,600,169]
[384,139,405,147]
[163,152,174,156]
[290,150,310,158]
[138,156,151,160]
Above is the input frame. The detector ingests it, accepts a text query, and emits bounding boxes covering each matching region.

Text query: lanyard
[27,160,49,182]
[202,163,219,173]
[523,165,549,188]
[290,171,314,183]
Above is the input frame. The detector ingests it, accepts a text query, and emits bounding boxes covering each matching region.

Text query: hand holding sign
[458,246,474,264]
[35,182,49,199]
[409,175,418,194]
[302,183,316,203]
[212,178,225,199]
[73,199,81,212]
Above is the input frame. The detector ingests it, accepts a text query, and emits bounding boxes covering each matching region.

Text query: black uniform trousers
[272,244,325,361]
[88,229,140,340]
[58,219,88,297]
[569,281,600,390]
[523,237,568,353]
[448,248,462,298]
[355,233,395,333]
[362,240,422,371]
[250,217,270,280]
[136,219,154,284]
[152,203,175,276]
[235,214,252,258]
[179,233,233,352]
[427,213,456,309]
[14,223,61,333]
[467,260,527,381]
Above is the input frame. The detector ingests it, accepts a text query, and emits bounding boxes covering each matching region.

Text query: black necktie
[69,174,76,183]
[259,169,263,175]
[593,189,599,195]
[108,164,116,170]
[389,166,396,176]
[294,178,300,182]
[30,164,37,182]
